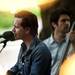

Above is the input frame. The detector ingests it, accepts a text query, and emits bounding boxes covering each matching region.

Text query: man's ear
[25,27,30,34]
[52,22,57,29]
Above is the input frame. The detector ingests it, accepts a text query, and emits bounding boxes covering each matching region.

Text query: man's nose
[65,21,70,26]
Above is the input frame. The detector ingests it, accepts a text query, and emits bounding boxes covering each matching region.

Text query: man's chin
[62,32,66,37]
[15,37,20,40]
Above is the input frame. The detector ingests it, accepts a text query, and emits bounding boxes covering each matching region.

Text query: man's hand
[68,31,75,49]
[69,31,75,43]
[6,70,14,75]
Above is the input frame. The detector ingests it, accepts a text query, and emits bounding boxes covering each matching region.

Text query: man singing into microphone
[6,10,51,75]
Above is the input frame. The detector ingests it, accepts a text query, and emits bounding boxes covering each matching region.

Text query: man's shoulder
[43,36,51,48]
[32,41,50,54]
[32,41,51,58]
[31,37,51,55]
[36,41,49,50]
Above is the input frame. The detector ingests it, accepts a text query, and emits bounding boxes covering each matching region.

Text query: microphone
[0,31,15,53]
[0,31,15,43]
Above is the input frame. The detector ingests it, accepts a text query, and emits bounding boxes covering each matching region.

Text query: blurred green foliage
[0,11,14,29]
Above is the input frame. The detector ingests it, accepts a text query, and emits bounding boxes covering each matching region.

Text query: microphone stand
[0,40,7,53]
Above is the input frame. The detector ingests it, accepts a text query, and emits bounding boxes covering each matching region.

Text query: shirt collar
[50,34,66,45]
[29,36,41,50]
[21,36,41,51]
[50,34,56,44]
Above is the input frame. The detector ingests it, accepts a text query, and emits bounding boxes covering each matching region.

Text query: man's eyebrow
[62,19,70,21]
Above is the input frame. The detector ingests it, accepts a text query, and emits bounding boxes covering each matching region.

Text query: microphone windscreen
[3,31,15,41]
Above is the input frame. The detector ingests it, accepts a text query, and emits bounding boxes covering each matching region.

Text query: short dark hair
[50,8,72,31]
[15,10,38,37]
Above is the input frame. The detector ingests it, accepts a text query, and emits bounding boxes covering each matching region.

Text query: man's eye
[62,19,66,22]
[62,19,70,22]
